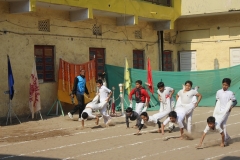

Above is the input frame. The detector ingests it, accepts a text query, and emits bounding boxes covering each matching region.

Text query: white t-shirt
[163,115,184,129]
[203,122,223,133]
[178,89,198,104]
[81,108,96,120]
[157,87,173,102]
[216,89,236,111]
[98,85,111,103]
[141,116,158,127]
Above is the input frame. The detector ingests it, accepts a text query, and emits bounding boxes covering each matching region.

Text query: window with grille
[133,50,144,69]
[163,50,173,71]
[134,30,142,39]
[38,19,50,32]
[92,24,102,36]
[34,45,55,82]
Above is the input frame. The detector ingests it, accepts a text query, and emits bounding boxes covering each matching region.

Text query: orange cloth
[58,58,96,104]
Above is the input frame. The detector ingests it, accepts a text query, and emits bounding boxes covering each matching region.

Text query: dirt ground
[0,107,240,160]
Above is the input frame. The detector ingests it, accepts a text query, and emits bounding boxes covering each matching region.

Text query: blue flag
[7,55,14,100]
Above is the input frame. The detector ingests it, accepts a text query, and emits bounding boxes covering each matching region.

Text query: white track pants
[175,98,196,133]
[99,102,111,124]
[221,112,230,141]
[135,103,145,115]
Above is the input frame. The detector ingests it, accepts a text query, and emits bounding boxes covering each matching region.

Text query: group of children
[125,78,237,147]
[69,77,237,148]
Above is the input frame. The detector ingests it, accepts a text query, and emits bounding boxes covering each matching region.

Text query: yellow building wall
[0,2,159,117]
[164,13,240,71]
[37,0,181,28]
[181,0,240,16]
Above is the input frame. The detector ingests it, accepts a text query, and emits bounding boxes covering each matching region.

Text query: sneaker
[225,137,231,146]
[68,112,73,119]
[106,118,112,126]
[168,125,175,133]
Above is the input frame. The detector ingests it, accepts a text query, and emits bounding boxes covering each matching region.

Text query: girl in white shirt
[176,80,202,133]
[215,78,237,144]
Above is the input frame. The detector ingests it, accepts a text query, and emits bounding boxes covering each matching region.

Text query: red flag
[147,58,154,93]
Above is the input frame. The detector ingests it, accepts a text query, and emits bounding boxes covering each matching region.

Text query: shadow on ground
[0,154,60,160]
[220,156,240,160]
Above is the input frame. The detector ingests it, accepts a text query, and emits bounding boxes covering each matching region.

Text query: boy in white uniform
[215,78,237,144]
[196,116,225,148]
[81,79,112,127]
[157,82,175,132]
[80,95,101,128]
[135,112,162,135]
[161,109,187,139]
[176,80,202,133]
[97,79,112,124]
[157,82,175,112]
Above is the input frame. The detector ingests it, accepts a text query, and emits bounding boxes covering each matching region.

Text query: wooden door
[133,50,144,69]
[163,50,173,71]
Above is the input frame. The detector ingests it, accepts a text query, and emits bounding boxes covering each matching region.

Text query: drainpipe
[157,31,163,71]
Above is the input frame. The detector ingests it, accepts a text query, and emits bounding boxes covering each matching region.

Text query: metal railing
[141,0,172,7]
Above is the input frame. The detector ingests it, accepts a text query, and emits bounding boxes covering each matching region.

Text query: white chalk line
[0,109,228,140]
[193,112,240,124]
[63,135,178,160]
[0,113,210,149]
[131,145,191,160]
[64,121,240,160]
[204,149,240,160]
[0,116,124,140]
[0,110,214,148]
[131,132,240,160]
[0,124,123,148]
[1,111,239,159]
[0,127,73,140]
[0,127,163,160]
[194,110,213,116]
[1,111,239,151]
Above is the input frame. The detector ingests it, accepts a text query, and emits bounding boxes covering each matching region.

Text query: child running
[129,80,150,115]
[214,78,237,145]
[175,80,202,133]
[196,116,225,148]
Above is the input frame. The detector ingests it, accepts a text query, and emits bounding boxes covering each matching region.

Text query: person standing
[157,82,175,132]
[175,80,202,133]
[215,78,237,145]
[68,69,90,121]
[96,79,112,125]
[129,80,150,115]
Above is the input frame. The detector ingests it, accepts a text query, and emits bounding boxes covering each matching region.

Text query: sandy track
[0,107,240,160]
